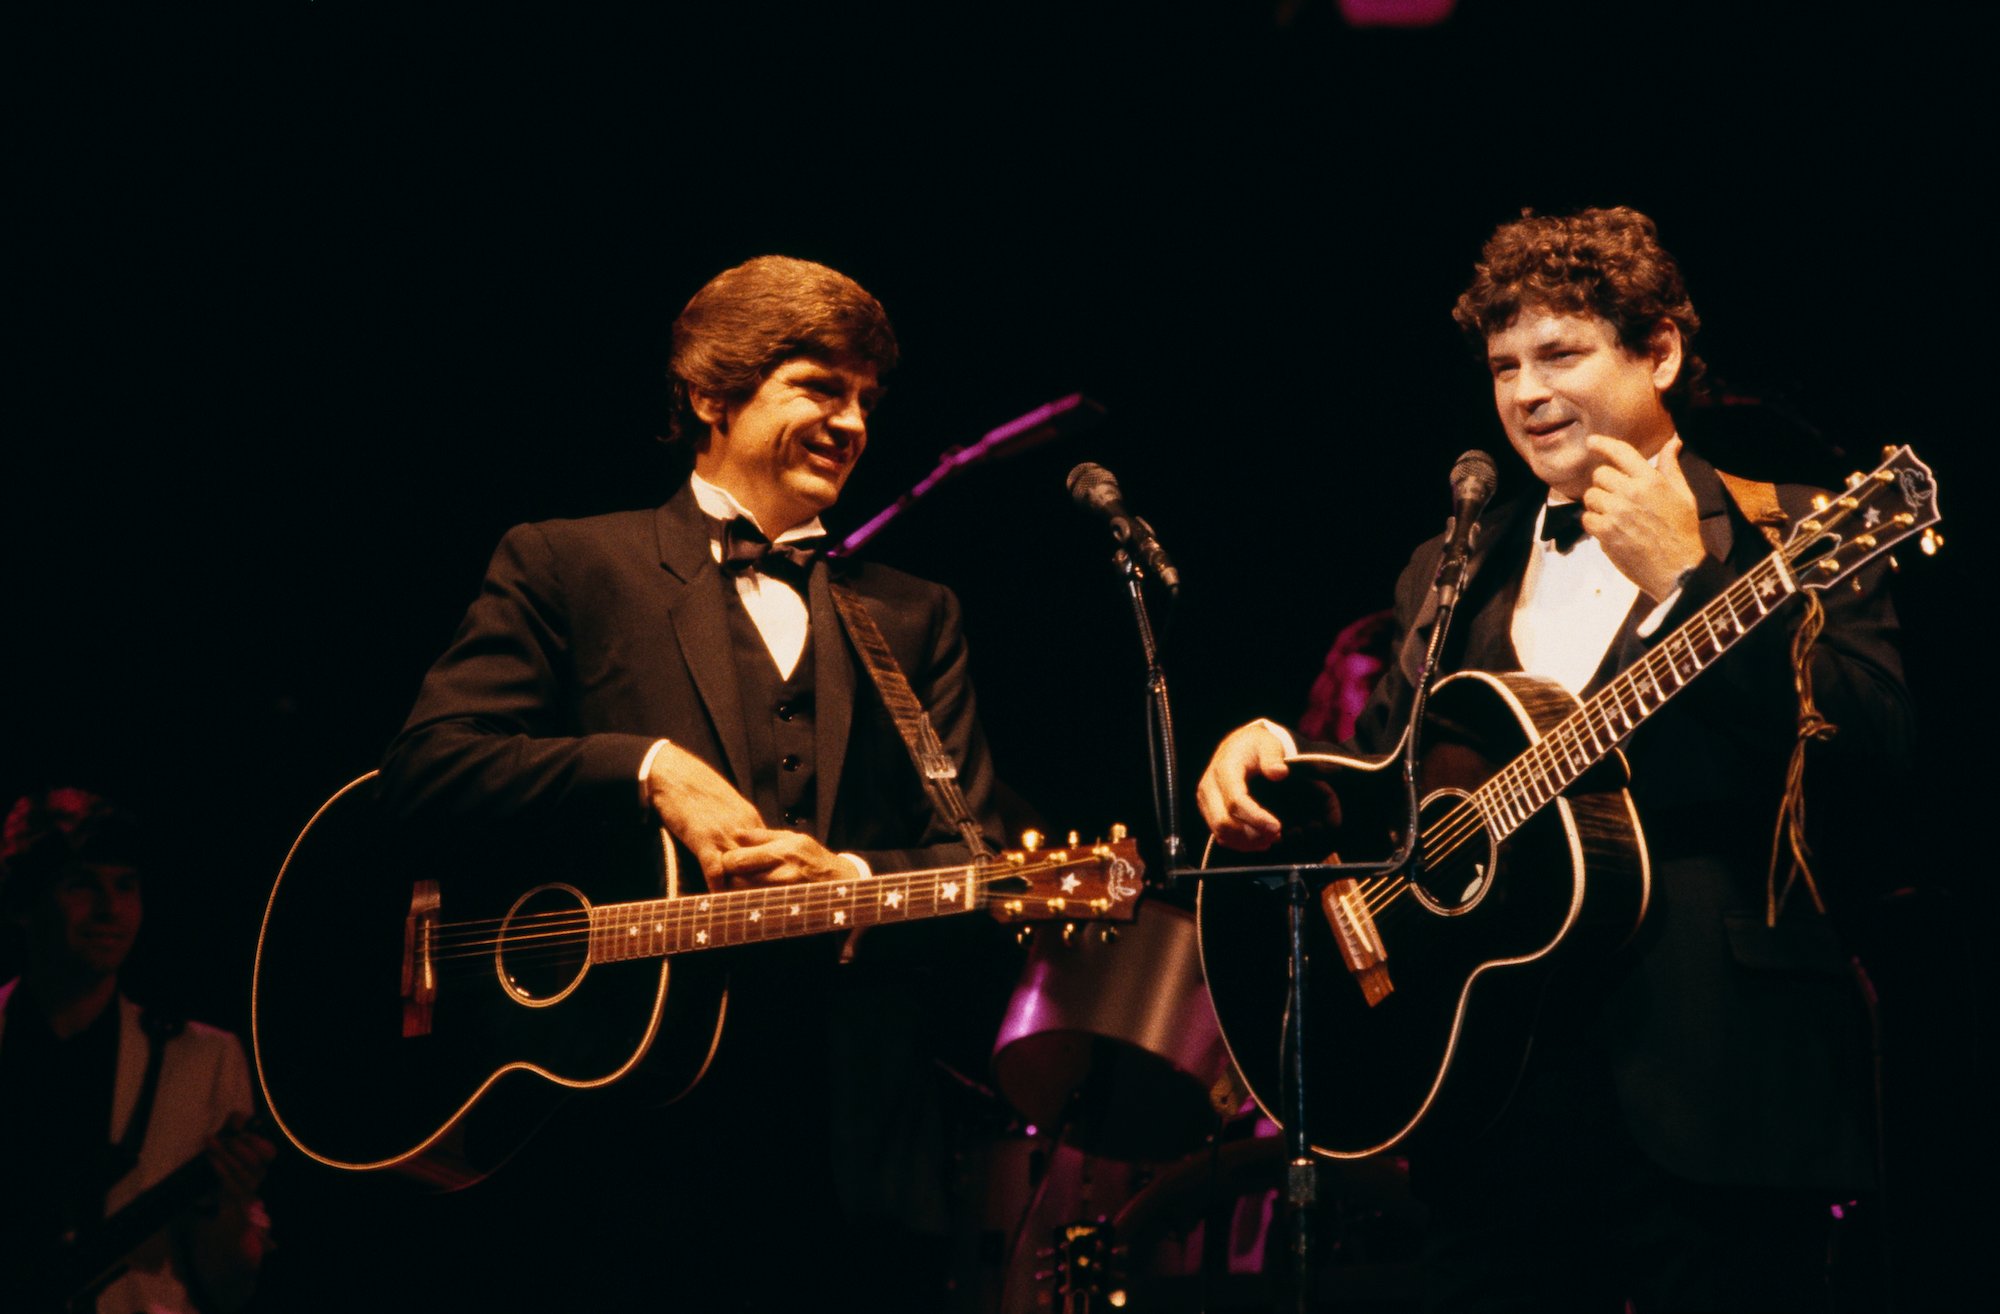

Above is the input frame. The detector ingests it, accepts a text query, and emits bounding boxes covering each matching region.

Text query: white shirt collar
[688,473,827,544]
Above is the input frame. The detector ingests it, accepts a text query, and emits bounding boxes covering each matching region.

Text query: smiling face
[690,356,883,533]
[1485,310,1682,500]
[23,862,143,982]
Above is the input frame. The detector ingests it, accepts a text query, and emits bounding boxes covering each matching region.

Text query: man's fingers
[717,837,814,884]
[1585,433,1648,476]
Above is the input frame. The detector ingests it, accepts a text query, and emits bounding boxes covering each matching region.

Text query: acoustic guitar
[252,775,1144,1187]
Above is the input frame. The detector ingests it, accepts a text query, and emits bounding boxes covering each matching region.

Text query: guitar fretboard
[587,866,983,963]
[1472,550,1799,839]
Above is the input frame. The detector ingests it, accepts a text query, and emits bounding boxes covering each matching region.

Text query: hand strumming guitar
[1196,722,1293,852]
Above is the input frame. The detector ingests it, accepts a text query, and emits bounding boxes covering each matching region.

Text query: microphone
[1067,462,1181,595]
[1435,450,1498,606]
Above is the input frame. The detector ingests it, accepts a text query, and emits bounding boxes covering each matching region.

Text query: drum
[991,901,1246,1163]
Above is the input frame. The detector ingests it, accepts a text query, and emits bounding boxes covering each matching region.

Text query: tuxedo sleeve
[377,522,660,830]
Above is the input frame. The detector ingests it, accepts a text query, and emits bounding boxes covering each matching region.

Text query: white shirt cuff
[637,738,672,802]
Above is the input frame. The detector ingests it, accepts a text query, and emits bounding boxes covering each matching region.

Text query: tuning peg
[1066,829,1080,847]
[1019,829,1043,852]
[1817,558,1842,575]
[1921,529,1943,556]
[1811,493,1829,511]
[1108,822,1128,841]
[1846,471,1866,489]
[1882,444,1898,460]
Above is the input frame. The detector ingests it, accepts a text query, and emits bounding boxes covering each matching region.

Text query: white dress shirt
[688,472,822,680]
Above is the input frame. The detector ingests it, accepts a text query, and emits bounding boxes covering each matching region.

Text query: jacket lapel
[110,995,146,1142]
[1456,496,1536,673]
[811,563,855,843]
[656,487,755,789]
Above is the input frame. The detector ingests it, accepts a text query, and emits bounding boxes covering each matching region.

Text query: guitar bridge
[401,879,440,1038]
[1321,876,1393,1006]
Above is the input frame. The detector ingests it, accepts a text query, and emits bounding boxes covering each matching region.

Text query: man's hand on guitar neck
[1197,722,1292,852]
[644,740,857,887]
[204,1114,276,1211]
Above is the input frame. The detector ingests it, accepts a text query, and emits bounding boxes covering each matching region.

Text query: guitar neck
[1473,548,1800,840]
[588,863,989,964]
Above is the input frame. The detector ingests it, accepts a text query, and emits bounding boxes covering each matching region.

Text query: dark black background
[6,2,1988,1307]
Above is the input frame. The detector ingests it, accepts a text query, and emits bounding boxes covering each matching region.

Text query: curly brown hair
[663,255,899,446]
[1452,206,1706,407]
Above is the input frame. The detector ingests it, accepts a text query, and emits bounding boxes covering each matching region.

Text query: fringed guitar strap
[1716,469,1836,924]
[828,582,996,860]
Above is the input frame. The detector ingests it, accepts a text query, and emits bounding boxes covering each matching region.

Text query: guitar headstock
[1786,444,1941,590]
[983,826,1145,925]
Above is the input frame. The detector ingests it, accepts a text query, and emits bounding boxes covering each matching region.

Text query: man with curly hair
[1198,207,1911,1310]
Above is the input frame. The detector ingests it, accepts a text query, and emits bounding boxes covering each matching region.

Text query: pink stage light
[1341,0,1458,28]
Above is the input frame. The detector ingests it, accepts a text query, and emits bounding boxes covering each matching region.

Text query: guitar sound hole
[1408,789,1495,916]
[496,883,591,1007]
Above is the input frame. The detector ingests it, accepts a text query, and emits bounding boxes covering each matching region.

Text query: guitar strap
[1716,469,1835,926]
[828,581,996,860]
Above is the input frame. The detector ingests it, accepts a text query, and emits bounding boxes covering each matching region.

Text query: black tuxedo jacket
[1325,450,1913,1190]
[378,482,1002,875]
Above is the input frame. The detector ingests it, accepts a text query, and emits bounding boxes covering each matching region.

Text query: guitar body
[251,773,726,1187]
[1197,670,1649,1158]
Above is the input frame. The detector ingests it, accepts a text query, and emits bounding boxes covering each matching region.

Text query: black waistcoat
[722,586,819,831]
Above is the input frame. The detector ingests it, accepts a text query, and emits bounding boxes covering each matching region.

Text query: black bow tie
[1540,502,1587,553]
[718,516,824,587]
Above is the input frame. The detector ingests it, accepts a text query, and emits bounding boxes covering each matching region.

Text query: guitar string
[429,858,1123,977]
[422,852,1090,950]
[418,854,1111,962]
[427,877,975,961]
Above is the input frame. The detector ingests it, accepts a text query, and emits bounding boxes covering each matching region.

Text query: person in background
[0,785,274,1313]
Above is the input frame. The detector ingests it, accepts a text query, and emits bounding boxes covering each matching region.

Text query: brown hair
[1452,206,1706,406]
[663,255,899,445]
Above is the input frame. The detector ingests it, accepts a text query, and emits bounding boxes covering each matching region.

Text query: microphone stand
[1109,541,1183,878]
[1169,518,1473,1314]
